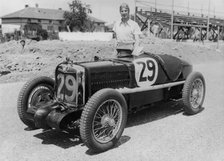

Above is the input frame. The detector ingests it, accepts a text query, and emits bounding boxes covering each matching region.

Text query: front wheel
[80,88,127,152]
[182,72,206,115]
[17,76,54,128]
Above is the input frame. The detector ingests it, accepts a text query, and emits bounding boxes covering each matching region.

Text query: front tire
[80,88,127,152]
[182,72,205,115]
[17,76,54,128]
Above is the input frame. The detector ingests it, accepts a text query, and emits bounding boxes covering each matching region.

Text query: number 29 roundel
[133,58,158,87]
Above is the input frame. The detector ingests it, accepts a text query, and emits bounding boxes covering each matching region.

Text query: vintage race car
[17,52,205,152]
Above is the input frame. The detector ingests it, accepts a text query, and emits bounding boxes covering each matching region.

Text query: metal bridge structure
[134,0,224,41]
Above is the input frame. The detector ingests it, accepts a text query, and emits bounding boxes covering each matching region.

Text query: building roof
[1,7,105,23]
[2,7,65,20]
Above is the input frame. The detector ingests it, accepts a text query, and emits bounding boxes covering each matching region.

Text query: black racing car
[17,52,205,152]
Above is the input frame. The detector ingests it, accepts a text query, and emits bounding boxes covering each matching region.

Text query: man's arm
[132,34,144,56]
[132,22,143,56]
[134,34,140,49]
[133,21,142,49]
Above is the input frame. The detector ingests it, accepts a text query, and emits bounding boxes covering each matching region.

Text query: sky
[0,0,224,24]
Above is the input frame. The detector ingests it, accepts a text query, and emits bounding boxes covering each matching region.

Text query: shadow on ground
[34,129,82,149]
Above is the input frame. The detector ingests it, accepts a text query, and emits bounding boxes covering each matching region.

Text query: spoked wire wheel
[92,99,122,144]
[80,88,127,152]
[182,72,205,115]
[17,76,54,128]
[189,78,204,109]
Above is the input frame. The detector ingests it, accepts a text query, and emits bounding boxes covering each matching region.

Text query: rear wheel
[17,76,54,128]
[80,88,127,152]
[182,72,205,115]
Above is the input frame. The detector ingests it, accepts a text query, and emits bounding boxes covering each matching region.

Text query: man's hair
[120,3,130,13]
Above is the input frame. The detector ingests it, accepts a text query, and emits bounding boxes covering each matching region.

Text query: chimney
[25,5,29,8]
[35,3,39,8]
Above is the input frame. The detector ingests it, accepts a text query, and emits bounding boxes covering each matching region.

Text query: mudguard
[143,53,183,81]
[157,54,183,81]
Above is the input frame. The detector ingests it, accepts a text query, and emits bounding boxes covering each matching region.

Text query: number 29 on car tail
[133,58,158,87]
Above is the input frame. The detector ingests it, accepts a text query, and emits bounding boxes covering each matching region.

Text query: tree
[64,0,92,32]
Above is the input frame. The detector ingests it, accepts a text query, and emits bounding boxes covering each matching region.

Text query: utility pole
[187,0,189,15]
[201,4,203,16]
[134,0,137,21]
[206,0,210,40]
[217,26,220,49]
[171,0,174,39]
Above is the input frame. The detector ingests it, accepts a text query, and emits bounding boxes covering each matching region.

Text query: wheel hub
[192,89,199,98]
[101,115,115,127]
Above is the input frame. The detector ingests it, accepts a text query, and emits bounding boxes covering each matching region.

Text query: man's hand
[131,46,144,56]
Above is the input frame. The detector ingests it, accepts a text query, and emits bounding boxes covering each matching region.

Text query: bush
[48,32,59,40]
[37,29,48,40]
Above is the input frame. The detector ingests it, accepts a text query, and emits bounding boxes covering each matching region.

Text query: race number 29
[57,74,77,102]
[133,58,158,87]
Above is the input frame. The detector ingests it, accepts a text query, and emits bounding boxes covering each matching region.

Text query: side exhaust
[46,109,77,130]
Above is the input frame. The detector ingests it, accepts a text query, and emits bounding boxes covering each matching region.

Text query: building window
[47,25,53,31]
[49,20,52,24]
[27,18,31,23]
[38,19,41,23]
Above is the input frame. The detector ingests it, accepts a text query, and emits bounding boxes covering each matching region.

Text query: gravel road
[0,61,224,161]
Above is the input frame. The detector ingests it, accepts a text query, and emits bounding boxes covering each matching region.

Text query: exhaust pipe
[46,109,75,130]
[34,102,81,131]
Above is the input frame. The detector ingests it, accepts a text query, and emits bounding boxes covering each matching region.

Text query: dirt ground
[1,37,224,161]
[0,37,224,83]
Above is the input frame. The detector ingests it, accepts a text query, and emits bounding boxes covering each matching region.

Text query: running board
[116,81,185,94]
